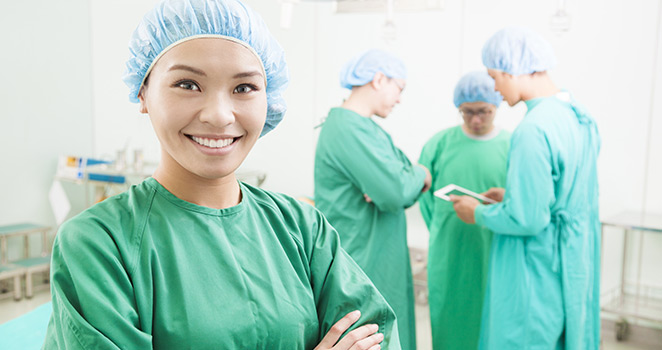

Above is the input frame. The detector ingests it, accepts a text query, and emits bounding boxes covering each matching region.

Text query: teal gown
[418,126,510,350]
[314,107,426,350]
[474,93,601,349]
[43,178,402,349]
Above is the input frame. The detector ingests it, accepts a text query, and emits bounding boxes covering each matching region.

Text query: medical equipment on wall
[52,153,156,216]
[382,0,396,42]
[279,0,444,43]
[235,169,267,188]
[550,0,572,33]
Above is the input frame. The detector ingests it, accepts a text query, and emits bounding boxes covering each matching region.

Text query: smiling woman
[138,39,268,207]
[42,1,401,349]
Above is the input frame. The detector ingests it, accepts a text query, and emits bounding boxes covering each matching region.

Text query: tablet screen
[433,184,497,204]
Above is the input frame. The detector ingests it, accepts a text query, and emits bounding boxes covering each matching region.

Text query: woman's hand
[315,310,383,350]
[449,195,480,224]
[482,187,505,203]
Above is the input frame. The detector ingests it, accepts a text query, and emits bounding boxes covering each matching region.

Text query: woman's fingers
[315,311,384,350]
[315,310,361,349]
[348,332,384,350]
[334,323,379,349]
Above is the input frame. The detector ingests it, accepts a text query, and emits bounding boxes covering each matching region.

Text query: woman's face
[139,38,267,181]
[487,69,519,106]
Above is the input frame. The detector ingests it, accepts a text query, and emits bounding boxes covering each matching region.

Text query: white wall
[0,0,93,228]
[89,0,161,163]
[638,1,662,292]
[1,0,660,290]
[648,5,662,215]
[239,0,319,197]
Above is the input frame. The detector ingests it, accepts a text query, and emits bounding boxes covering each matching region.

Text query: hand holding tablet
[433,184,498,204]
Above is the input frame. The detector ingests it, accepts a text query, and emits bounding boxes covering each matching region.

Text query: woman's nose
[199,92,235,127]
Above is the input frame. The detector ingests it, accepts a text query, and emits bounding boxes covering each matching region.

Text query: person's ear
[138,88,148,114]
[370,71,387,90]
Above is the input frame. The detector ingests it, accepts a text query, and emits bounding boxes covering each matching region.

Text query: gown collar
[460,126,502,141]
[524,90,570,110]
[144,177,246,217]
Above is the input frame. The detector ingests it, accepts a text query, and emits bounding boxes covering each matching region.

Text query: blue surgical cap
[123,0,289,136]
[482,26,556,76]
[453,71,503,108]
[339,49,407,89]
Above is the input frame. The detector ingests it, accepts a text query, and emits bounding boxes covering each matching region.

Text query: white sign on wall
[335,0,444,13]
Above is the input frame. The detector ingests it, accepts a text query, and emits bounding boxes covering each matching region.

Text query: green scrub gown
[314,107,426,350]
[43,178,401,349]
[475,93,601,349]
[418,126,510,350]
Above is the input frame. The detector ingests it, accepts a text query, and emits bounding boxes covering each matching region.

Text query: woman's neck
[152,156,241,210]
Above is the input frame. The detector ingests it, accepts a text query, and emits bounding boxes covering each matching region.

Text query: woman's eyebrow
[233,70,263,79]
[168,64,206,76]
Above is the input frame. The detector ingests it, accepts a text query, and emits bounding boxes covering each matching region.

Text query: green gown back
[418,126,510,350]
[43,178,401,349]
[314,107,426,350]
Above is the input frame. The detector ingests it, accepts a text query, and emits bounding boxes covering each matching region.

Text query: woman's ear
[138,88,148,114]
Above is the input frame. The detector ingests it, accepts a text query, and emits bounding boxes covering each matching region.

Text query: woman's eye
[234,84,256,94]
[176,81,200,91]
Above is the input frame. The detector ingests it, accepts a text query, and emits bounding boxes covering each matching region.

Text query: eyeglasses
[390,78,405,92]
[459,108,493,118]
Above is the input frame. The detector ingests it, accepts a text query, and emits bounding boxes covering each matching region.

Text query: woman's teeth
[191,136,234,148]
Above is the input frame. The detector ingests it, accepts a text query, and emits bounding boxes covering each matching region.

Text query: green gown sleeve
[417,138,437,228]
[306,207,402,349]
[43,218,152,349]
[332,120,426,213]
[475,123,555,235]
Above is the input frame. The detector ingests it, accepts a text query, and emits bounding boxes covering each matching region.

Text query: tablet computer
[433,184,497,204]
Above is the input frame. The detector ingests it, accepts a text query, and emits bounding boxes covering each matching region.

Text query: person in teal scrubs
[419,71,510,350]
[451,27,601,349]
[43,1,401,349]
[315,49,432,350]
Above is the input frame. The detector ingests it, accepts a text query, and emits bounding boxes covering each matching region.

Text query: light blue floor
[0,300,51,350]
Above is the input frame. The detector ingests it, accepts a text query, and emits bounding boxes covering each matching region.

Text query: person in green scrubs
[315,49,432,350]
[451,27,601,349]
[43,1,401,349]
[418,71,510,350]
